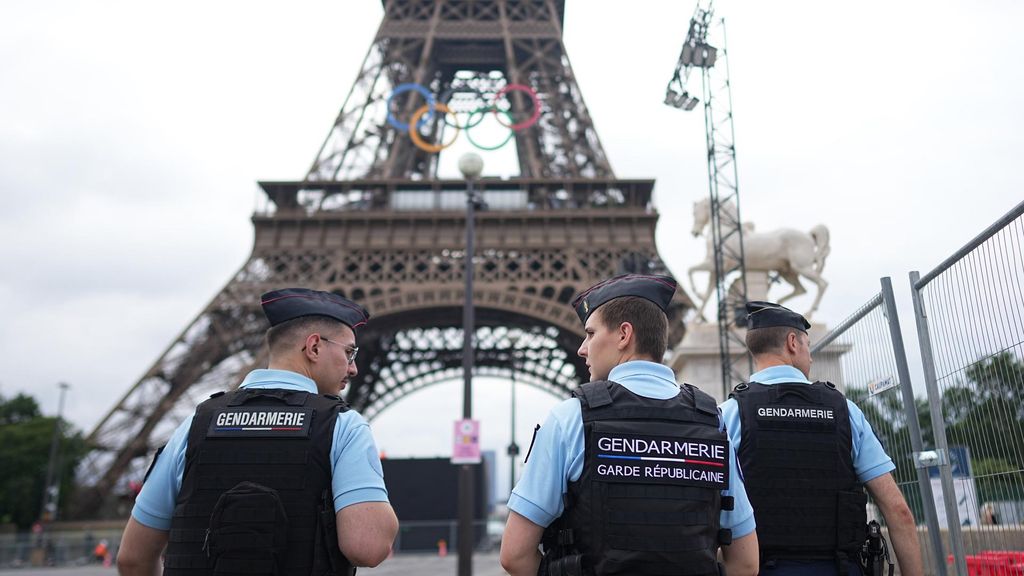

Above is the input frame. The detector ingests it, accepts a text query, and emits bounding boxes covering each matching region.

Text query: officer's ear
[302,333,322,360]
[784,330,801,355]
[616,321,635,351]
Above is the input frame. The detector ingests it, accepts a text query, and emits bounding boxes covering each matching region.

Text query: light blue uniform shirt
[131,369,389,530]
[509,360,756,539]
[719,365,895,483]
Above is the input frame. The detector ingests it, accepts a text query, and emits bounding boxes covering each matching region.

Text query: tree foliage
[847,352,1024,517]
[0,393,87,528]
[940,351,1024,504]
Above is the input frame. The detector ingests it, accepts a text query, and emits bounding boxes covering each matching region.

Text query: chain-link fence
[910,200,1024,575]
[811,279,946,576]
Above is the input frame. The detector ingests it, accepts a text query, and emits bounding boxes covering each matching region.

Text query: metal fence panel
[910,200,1024,573]
[812,281,945,575]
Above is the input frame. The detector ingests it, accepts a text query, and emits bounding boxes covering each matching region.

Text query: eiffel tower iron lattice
[75,0,693,518]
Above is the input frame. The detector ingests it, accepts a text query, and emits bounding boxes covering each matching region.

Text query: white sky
[1,1,1022,498]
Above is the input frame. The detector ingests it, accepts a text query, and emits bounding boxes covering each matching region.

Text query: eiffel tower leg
[74,281,268,518]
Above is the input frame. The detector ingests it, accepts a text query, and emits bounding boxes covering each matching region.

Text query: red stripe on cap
[260,293,369,321]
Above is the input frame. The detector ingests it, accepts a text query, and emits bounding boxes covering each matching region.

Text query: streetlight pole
[457,152,483,576]
[507,340,520,497]
[41,382,70,522]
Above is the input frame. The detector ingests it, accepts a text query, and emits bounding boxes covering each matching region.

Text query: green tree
[0,393,87,528]
[940,352,1024,505]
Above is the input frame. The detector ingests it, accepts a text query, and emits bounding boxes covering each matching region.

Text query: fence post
[909,270,968,576]
[880,277,947,575]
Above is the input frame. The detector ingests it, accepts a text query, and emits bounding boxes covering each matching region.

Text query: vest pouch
[547,553,584,576]
[836,489,868,553]
[206,481,289,576]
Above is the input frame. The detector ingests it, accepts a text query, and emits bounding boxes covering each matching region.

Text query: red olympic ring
[493,84,541,131]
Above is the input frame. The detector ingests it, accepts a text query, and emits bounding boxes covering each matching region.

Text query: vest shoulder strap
[572,380,614,409]
[684,383,719,417]
[729,381,752,399]
[812,380,843,394]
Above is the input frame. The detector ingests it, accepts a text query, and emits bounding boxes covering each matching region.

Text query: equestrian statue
[687,198,830,321]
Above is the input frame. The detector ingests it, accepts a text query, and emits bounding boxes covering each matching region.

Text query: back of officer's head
[266,315,349,359]
[597,296,668,360]
[743,300,811,359]
[745,326,799,357]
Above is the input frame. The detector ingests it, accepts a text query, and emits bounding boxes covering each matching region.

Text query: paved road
[0,553,506,576]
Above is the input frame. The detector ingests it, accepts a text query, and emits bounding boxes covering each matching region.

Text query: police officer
[118,288,399,576]
[500,274,759,576]
[720,301,923,576]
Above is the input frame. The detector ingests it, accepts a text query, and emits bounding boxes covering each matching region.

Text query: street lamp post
[41,382,70,522]
[507,339,520,496]
[457,152,484,576]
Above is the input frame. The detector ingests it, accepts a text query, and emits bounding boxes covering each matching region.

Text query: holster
[859,521,893,576]
[540,552,584,576]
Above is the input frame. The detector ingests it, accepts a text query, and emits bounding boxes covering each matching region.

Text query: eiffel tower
[75,0,693,518]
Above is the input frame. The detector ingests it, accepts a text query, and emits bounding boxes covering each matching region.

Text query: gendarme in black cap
[745,300,810,332]
[261,288,369,330]
[571,274,677,325]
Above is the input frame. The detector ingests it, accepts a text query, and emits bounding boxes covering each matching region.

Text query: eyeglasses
[320,336,359,364]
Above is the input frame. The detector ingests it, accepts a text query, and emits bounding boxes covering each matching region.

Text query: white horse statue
[687,198,830,321]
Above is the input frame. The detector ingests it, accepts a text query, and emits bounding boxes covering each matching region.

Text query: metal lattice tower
[665,1,751,396]
[73,0,694,519]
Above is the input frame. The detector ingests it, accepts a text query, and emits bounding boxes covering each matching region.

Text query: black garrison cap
[571,274,677,325]
[745,300,810,332]
[260,288,369,330]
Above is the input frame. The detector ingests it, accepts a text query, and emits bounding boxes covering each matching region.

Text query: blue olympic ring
[386,83,436,132]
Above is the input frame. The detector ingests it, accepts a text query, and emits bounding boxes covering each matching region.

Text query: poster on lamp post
[451,419,481,464]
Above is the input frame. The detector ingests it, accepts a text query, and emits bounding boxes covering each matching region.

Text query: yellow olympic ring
[408,103,460,153]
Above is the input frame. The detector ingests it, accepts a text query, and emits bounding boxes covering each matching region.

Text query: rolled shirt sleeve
[720,425,756,538]
[508,398,584,527]
[130,416,192,530]
[331,410,390,512]
[848,400,896,483]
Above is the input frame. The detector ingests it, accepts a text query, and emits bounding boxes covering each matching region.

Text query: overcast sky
[2,1,1022,498]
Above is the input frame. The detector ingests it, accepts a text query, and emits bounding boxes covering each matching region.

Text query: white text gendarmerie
[215,411,306,427]
[757,406,834,420]
[597,436,725,460]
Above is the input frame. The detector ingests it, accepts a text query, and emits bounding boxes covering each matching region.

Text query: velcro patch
[207,407,314,438]
[591,432,728,489]
[756,405,835,421]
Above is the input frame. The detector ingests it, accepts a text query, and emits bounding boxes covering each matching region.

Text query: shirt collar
[239,369,319,394]
[749,364,812,385]
[609,360,678,387]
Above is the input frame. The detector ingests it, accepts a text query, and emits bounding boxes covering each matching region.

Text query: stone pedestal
[742,272,771,304]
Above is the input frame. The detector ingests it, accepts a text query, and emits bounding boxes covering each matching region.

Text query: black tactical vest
[544,380,733,576]
[163,387,354,576]
[730,381,867,565]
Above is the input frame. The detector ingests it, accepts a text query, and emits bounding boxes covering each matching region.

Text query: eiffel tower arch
[75,0,693,518]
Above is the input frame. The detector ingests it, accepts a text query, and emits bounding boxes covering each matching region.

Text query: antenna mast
[665,1,751,396]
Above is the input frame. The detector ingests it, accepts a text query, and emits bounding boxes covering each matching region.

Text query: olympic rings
[409,103,459,153]
[387,82,542,153]
[465,106,516,151]
[493,84,542,130]
[387,83,435,132]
